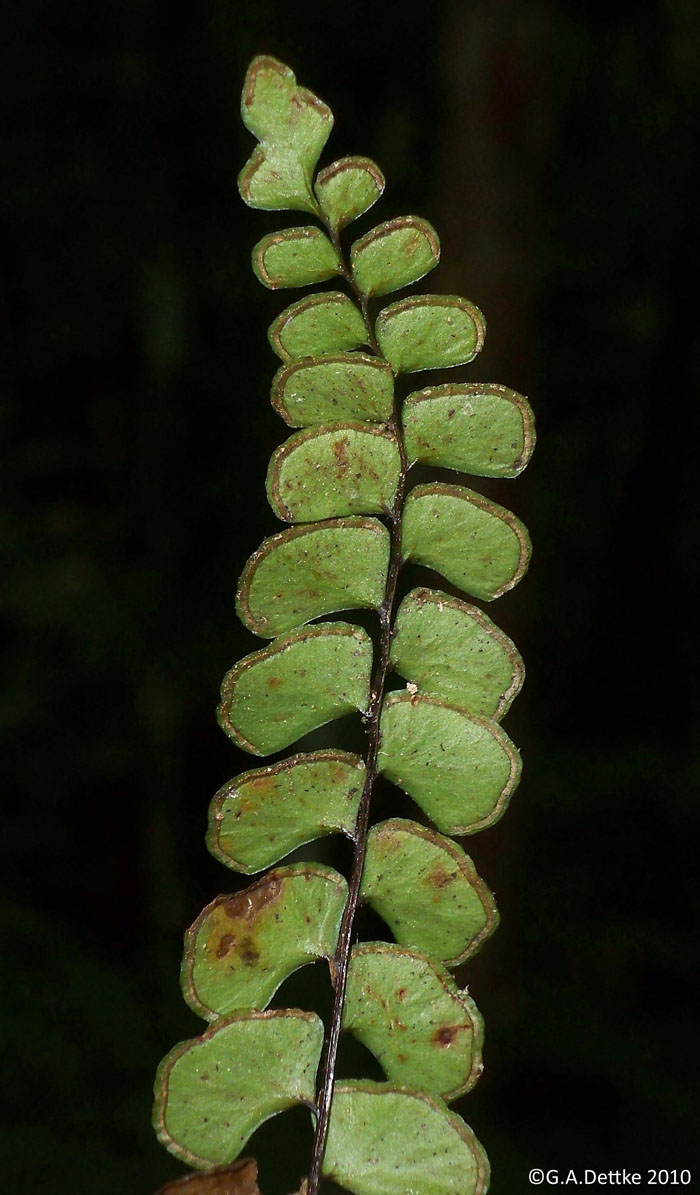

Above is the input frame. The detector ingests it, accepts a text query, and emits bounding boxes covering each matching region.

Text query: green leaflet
[268,292,367,361]
[217,622,372,755]
[252,226,341,289]
[376,295,486,373]
[323,1083,490,1195]
[390,587,525,719]
[378,693,521,836]
[315,156,385,231]
[207,750,365,874]
[238,57,332,213]
[153,1010,323,1168]
[271,353,394,427]
[403,382,536,477]
[351,217,440,297]
[182,864,347,1020]
[267,424,401,522]
[344,944,484,1101]
[360,819,499,966]
[402,482,532,601]
[236,517,390,637]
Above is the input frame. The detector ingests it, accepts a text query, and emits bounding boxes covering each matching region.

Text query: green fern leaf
[360,819,499,965]
[268,292,367,361]
[314,156,385,231]
[266,425,401,522]
[343,943,484,1100]
[350,216,440,297]
[403,382,536,477]
[402,482,531,601]
[181,864,348,1020]
[238,57,332,213]
[323,1084,490,1195]
[154,1011,324,1168]
[390,587,525,718]
[217,623,372,755]
[376,295,486,373]
[154,54,535,1193]
[252,227,342,289]
[377,693,521,835]
[271,353,394,427]
[235,518,390,637]
[207,751,365,875]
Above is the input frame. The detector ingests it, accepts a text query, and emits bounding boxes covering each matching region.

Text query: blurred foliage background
[3,0,700,1191]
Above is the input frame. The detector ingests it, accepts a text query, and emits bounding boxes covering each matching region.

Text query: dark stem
[306,229,409,1195]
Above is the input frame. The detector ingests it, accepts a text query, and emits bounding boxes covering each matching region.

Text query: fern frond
[153,55,535,1195]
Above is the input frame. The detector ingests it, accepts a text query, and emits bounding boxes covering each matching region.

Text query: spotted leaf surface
[268,292,367,361]
[267,424,401,522]
[182,864,347,1020]
[376,295,486,373]
[378,693,521,836]
[402,482,531,602]
[323,1083,490,1195]
[252,227,341,289]
[351,217,440,297]
[360,819,499,966]
[403,382,535,477]
[390,588,524,719]
[153,1010,323,1168]
[238,57,332,213]
[217,622,372,756]
[207,751,365,874]
[344,944,484,1101]
[237,518,390,638]
[271,353,394,427]
[315,156,385,231]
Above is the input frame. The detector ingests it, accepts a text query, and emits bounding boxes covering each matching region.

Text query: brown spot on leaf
[240,937,260,967]
[216,933,237,959]
[433,1025,461,1047]
[226,877,283,921]
[427,866,454,890]
[267,675,281,690]
[248,775,276,796]
[331,436,350,471]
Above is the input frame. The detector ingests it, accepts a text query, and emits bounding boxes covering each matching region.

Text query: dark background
[4,1,700,1192]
